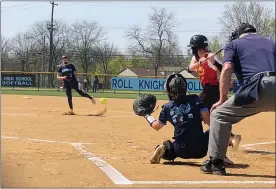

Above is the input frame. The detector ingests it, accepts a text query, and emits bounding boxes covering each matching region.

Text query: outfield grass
[1,87,233,100]
[1,88,171,100]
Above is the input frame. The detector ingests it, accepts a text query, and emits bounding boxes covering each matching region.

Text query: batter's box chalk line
[241,141,275,155]
[2,136,275,185]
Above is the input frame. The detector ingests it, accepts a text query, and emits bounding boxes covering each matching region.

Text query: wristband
[145,115,156,126]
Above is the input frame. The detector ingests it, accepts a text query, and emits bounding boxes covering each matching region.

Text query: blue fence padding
[111,77,240,93]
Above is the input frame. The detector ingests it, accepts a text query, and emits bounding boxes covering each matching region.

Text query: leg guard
[161,140,177,161]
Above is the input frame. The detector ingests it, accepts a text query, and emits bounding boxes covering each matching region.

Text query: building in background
[118,68,164,78]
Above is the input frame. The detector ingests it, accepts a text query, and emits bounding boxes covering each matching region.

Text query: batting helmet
[165,74,187,101]
[229,23,257,42]
[188,35,209,56]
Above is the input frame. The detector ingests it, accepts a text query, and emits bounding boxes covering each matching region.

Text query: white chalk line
[2,135,275,185]
[241,141,275,154]
[1,136,91,145]
[131,180,275,185]
[2,106,133,114]
[71,143,132,185]
[241,141,275,147]
[1,112,136,118]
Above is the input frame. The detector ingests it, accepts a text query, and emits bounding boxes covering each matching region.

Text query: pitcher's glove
[133,94,158,116]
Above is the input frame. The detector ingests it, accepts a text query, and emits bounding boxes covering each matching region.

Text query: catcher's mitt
[133,94,158,116]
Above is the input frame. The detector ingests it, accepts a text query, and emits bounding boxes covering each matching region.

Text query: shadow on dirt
[162,161,250,169]
[243,150,275,155]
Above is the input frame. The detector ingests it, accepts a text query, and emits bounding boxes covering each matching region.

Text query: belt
[262,71,276,77]
[244,71,275,85]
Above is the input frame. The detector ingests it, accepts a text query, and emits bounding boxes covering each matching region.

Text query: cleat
[200,158,226,176]
[150,145,165,164]
[62,110,75,115]
[224,156,234,165]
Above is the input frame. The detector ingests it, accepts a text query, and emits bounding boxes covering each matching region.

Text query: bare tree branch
[126,7,180,76]
[219,0,275,42]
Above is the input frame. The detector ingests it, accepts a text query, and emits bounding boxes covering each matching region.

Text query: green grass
[1,88,233,100]
[1,88,171,100]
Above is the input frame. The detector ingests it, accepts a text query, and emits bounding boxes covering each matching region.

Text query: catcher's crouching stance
[133,74,240,165]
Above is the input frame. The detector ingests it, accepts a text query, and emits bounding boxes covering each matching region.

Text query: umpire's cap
[165,74,187,101]
[188,35,209,49]
[229,23,257,42]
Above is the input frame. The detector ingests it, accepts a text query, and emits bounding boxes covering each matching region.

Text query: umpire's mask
[165,74,187,102]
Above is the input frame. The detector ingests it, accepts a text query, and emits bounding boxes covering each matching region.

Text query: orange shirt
[195,54,219,87]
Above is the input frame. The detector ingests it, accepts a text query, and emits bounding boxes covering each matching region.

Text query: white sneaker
[230,134,242,150]
[150,145,166,164]
[224,156,234,165]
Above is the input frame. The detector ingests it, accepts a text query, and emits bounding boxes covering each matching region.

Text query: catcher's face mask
[165,74,188,101]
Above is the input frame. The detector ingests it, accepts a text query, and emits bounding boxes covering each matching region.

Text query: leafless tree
[219,0,275,42]
[92,42,118,88]
[30,19,70,87]
[10,32,39,71]
[93,42,118,74]
[127,7,181,76]
[208,35,224,60]
[70,20,105,73]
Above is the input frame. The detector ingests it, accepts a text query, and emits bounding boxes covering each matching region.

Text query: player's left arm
[213,57,223,72]
[145,105,167,131]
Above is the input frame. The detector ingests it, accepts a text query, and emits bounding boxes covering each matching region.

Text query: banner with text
[1,74,36,87]
[111,77,204,92]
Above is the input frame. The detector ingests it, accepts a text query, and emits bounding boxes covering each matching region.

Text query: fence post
[37,73,40,91]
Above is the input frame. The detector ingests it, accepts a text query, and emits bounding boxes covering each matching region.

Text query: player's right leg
[150,140,176,164]
[64,83,75,115]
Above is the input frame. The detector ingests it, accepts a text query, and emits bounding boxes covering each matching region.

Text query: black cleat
[200,158,226,176]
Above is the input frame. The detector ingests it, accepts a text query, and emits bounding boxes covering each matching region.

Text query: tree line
[2,1,275,80]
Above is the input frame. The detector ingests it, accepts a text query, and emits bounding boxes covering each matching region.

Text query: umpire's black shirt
[222,34,275,85]
[58,64,76,83]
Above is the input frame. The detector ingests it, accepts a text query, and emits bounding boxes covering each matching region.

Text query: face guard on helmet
[165,74,188,101]
[229,23,256,42]
[187,34,209,56]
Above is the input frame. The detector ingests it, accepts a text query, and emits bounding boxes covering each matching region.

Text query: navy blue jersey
[158,95,208,141]
[57,64,76,82]
[222,34,275,85]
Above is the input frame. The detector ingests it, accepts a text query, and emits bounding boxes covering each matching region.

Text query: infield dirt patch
[1,94,275,187]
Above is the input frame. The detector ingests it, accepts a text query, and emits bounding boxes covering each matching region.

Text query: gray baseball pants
[208,76,275,159]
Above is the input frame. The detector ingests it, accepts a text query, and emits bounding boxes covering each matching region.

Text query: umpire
[200,23,275,175]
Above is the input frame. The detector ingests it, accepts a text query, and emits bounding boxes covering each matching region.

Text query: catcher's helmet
[229,23,256,42]
[165,74,187,101]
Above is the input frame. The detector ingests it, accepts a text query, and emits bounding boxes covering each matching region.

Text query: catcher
[133,74,241,165]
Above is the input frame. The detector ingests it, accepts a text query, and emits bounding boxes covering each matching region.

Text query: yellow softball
[100,98,107,104]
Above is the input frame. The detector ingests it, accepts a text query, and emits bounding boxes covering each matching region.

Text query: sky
[1,1,275,54]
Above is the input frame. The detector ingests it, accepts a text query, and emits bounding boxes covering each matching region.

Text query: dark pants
[93,84,97,93]
[200,84,220,111]
[65,80,92,109]
[173,130,209,159]
[200,84,234,137]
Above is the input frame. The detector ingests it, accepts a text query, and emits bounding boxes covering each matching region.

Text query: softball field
[1,94,275,188]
